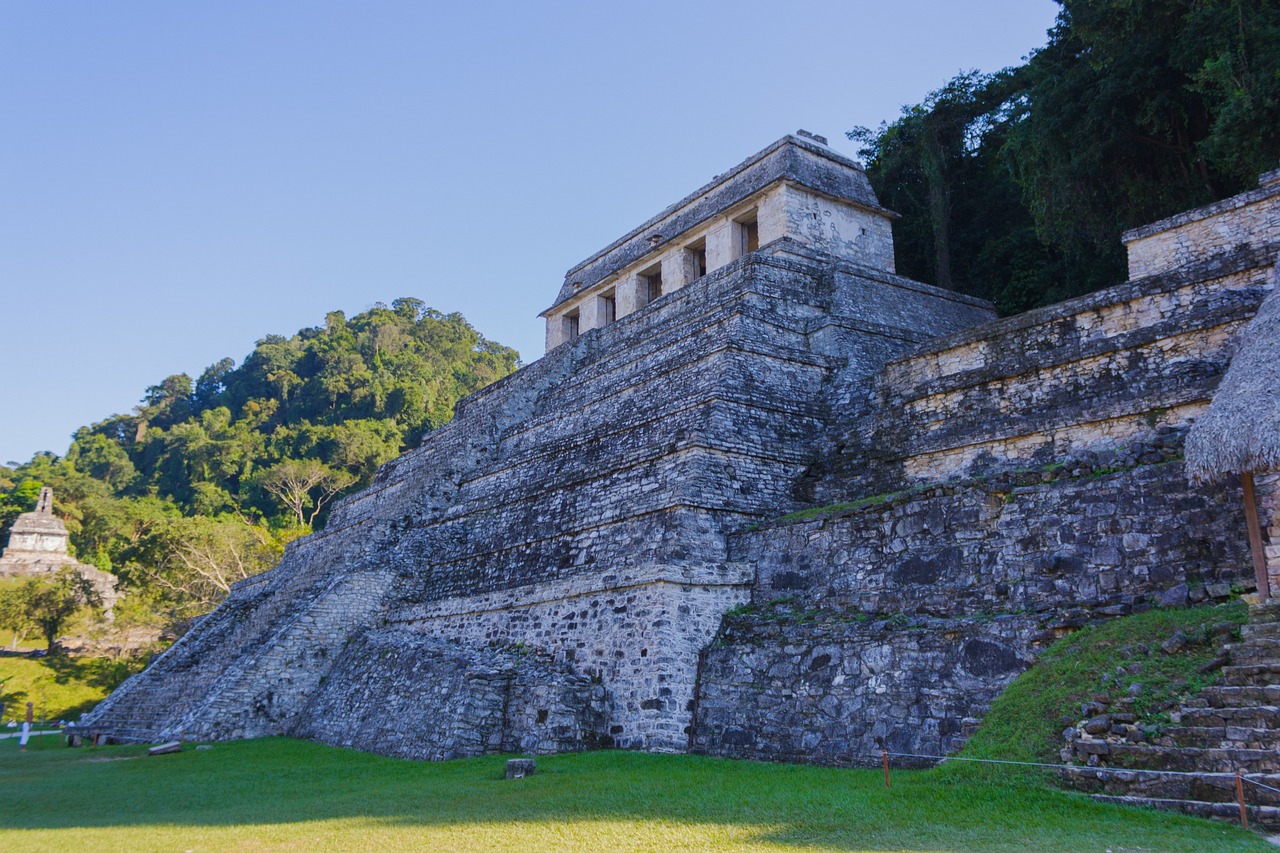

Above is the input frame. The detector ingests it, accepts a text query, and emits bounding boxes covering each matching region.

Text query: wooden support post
[1243,472,1269,600]
[882,749,891,788]
[1237,770,1249,828]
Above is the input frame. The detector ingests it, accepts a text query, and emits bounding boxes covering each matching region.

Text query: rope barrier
[1242,775,1280,795]
[870,749,1270,827]
[869,750,1242,779]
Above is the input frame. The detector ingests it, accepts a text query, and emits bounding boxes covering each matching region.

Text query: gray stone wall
[693,614,1034,766]
[821,243,1278,499]
[1124,169,1280,280]
[693,452,1253,765]
[391,576,750,751]
[292,630,607,760]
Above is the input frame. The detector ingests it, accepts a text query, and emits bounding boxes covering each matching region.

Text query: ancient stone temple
[0,487,119,614]
[81,136,1278,765]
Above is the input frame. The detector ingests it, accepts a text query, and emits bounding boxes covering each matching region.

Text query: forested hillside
[0,299,519,631]
[851,0,1280,315]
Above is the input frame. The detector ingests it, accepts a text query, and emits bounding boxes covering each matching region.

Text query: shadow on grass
[40,654,142,691]
[0,654,143,722]
[0,738,1267,852]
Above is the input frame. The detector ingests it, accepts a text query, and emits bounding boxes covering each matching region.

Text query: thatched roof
[1186,266,1280,482]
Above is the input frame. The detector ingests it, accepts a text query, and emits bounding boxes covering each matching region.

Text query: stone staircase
[1062,601,1280,830]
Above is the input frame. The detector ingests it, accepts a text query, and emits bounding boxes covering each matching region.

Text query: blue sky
[0,1,1059,464]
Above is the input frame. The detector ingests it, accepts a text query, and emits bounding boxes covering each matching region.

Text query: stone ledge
[1123,178,1280,243]
[885,243,1278,369]
[389,563,755,623]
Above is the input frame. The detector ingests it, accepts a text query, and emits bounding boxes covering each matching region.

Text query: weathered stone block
[506,759,537,779]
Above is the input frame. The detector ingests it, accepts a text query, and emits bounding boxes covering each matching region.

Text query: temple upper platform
[540,133,899,351]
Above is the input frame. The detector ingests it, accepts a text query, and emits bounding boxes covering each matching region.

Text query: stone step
[1223,663,1280,686]
[1062,766,1280,807]
[1247,602,1280,622]
[1154,725,1280,750]
[1180,705,1280,729]
[1201,685,1280,707]
[1226,637,1280,663]
[1072,741,1280,773]
[1242,621,1280,641]
[1089,794,1280,830]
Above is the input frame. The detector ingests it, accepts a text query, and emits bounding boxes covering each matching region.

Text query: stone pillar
[1258,471,1280,598]
[616,273,646,318]
[580,294,607,332]
[661,252,687,293]
[705,219,736,273]
[757,185,788,246]
[545,314,570,350]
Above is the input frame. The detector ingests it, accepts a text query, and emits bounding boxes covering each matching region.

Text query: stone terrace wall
[693,452,1253,765]
[293,630,607,760]
[743,454,1246,621]
[693,614,1032,766]
[821,243,1278,500]
[1124,169,1280,281]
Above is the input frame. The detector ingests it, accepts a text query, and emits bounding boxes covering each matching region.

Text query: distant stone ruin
[0,487,119,616]
[80,136,1279,766]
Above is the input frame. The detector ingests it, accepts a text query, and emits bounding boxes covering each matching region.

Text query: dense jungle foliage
[850,0,1280,315]
[0,299,519,632]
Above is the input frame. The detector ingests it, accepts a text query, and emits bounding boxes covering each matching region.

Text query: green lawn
[0,737,1268,853]
[0,653,141,723]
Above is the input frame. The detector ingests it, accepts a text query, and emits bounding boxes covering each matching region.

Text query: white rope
[1242,775,1280,795]
[872,751,1241,779]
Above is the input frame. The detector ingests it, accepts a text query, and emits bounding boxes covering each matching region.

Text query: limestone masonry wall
[1124,169,1280,280]
[821,244,1277,498]
[293,631,607,760]
[694,455,1251,764]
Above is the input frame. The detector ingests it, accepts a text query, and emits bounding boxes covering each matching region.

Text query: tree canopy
[0,301,519,634]
[850,0,1280,315]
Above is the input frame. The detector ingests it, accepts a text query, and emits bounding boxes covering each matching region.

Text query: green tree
[0,584,37,649]
[0,570,100,655]
[144,515,288,618]
[851,0,1280,315]
[258,459,355,527]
